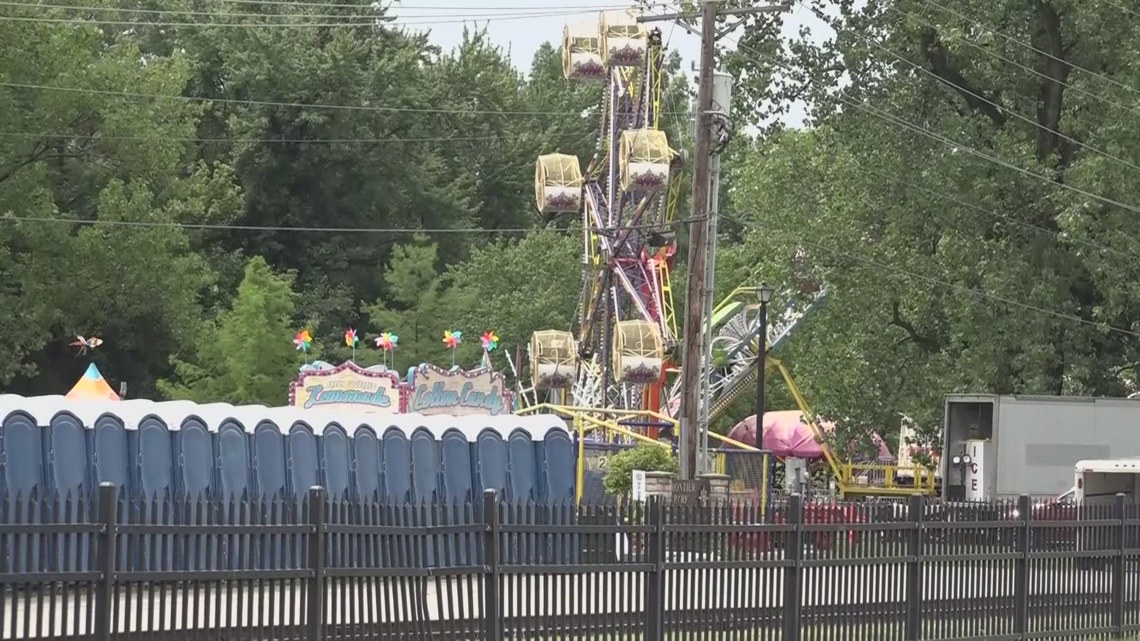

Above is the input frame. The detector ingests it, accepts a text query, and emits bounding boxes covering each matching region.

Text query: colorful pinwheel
[374,332,398,351]
[374,332,398,368]
[442,330,462,349]
[293,329,312,353]
[345,327,359,361]
[443,330,462,366]
[481,331,499,352]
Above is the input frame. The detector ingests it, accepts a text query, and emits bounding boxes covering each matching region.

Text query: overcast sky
[390,1,829,127]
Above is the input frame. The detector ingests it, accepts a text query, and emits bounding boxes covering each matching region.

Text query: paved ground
[0,561,1118,638]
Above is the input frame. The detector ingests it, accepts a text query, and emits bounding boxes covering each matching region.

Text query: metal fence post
[483,489,502,641]
[1112,492,1126,634]
[782,493,803,641]
[645,496,664,641]
[94,482,118,641]
[904,493,924,641]
[306,486,327,641]
[1012,494,1031,635]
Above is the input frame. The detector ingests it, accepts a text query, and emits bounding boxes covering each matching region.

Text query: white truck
[1070,458,1140,569]
[1074,458,1140,505]
[941,394,1140,501]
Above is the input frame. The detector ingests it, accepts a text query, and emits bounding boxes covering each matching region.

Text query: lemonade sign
[410,365,512,416]
[290,361,399,413]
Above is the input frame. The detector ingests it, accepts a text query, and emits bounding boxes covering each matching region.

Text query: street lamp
[754,283,775,430]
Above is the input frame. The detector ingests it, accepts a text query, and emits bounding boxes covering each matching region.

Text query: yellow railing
[518,403,766,503]
[772,358,936,497]
[839,462,938,495]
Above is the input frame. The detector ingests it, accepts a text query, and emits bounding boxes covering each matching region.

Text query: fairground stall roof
[65,363,120,402]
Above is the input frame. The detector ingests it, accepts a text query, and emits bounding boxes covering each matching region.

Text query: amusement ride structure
[529,9,679,413]
[519,8,931,497]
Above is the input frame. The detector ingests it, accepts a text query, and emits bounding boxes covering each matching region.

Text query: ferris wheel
[528,9,682,411]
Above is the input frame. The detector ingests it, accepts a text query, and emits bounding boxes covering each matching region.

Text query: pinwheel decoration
[293,329,312,353]
[442,330,462,366]
[70,335,104,357]
[481,331,499,352]
[345,327,359,361]
[374,332,398,368]
[480,330,499,369]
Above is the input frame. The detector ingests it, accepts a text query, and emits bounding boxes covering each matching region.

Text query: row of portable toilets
[0,397,595,571]
[0,398,576,503]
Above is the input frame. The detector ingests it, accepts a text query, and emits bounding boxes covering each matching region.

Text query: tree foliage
[159,257,301,405]
[717,0,1140,446]
[603,444,679,496]
[1,8,684,397]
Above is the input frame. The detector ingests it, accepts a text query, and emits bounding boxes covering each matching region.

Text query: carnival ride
[520,8,932,498]
[529,9,677,414]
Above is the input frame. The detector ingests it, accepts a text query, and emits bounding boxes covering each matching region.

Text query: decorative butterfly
[70,335,103,356]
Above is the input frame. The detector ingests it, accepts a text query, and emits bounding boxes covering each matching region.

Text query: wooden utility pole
[643,1,785,479]
[677,0,720,480]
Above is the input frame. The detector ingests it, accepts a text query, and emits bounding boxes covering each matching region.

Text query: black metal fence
[2,484,1139,641]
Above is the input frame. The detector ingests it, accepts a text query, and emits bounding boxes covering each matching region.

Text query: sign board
[409,365,513,416]
[631,470,647,501]
[672,478,710,506]
[290,362,400,413]
[964,439,986,501]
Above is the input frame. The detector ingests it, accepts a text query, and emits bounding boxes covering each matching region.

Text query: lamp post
[755,283,774,433]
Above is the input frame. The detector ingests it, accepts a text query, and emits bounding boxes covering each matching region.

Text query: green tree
[186,9,476,338]
[603,443,679,496]
[720,0,1140,446]
[159,257,301,405]
[364,238,479,369]
[447,230,580,375]
[0,13,240,394]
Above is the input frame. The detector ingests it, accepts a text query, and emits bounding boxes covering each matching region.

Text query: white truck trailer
[1071,458,1140,569]
[941,394,1140,501]
[1073,458,1140,505]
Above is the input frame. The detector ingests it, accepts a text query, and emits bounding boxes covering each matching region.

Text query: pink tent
[727,410,892,460]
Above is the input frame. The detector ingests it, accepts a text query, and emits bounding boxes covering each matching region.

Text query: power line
[916,0,1140,101]
[1101,0,1140,21]
[0,132,512,143]
[861,38,1140,176]
[0,2,375,18]
[779,233,1140,340]
[843,94,1140,215]
[709,33,1140,339]
[854,163,1140,265]
[0,2,631,20]
[0,81,658,117]
[888,5,1140,121]
[179,0,636,9]
[719,31,1140,217]
[0,216,540,233]
[0,214,702,234]
[0,8,611,28]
